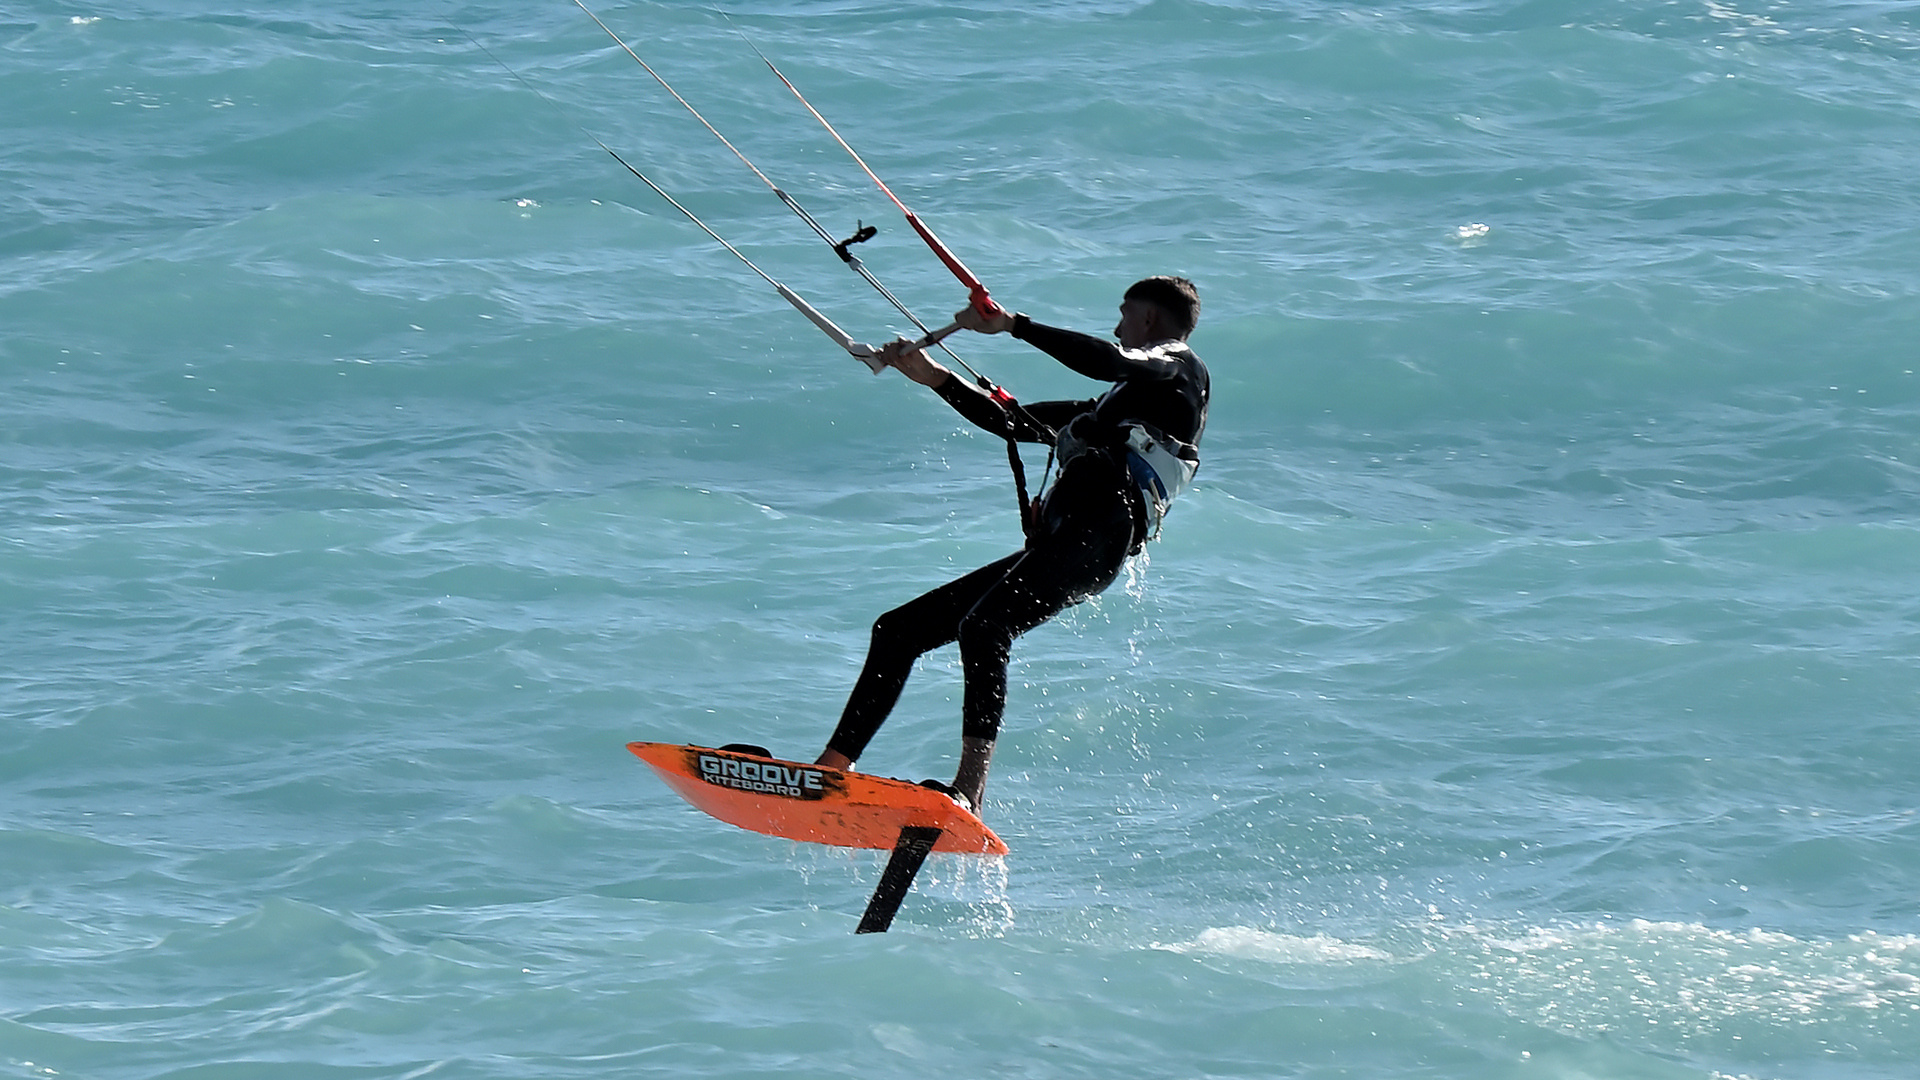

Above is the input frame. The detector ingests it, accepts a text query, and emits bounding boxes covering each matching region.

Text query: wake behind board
[627,742,1007,856]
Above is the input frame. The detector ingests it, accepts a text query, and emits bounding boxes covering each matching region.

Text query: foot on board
[917,778,974,814]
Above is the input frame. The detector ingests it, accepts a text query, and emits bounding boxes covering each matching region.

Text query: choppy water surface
[4,2,1919,1077]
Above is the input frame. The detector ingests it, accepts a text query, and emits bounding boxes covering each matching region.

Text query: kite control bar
[899,212,1003,322]
[775,283,885,373]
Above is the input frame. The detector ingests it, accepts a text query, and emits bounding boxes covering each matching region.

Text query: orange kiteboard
[627,741,1008,856]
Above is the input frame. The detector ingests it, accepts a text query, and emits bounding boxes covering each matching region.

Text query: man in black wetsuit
[814,276,1210,810]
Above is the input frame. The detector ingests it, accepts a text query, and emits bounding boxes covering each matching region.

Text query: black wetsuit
[825,315,1210,761]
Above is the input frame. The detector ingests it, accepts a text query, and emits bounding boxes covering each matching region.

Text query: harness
[1123,422,1200,540]
[969,334,1203,545]
[1047,413,1200,544]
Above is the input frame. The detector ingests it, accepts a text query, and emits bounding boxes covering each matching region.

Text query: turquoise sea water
[5,1,1919,1077]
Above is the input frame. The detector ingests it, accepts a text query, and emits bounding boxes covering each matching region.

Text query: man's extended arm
[930,372,1090,444]
[1010,315,1186,383]
[870,332,1087,444]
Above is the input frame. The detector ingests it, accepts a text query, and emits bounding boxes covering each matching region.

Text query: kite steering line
[461,26,885,372]
[571,0,986,367]
[566,2,1058,537]
[735,27,1006,326]
[479,4,1059,540]
[569,0,976,366]
[726,25,1063,534]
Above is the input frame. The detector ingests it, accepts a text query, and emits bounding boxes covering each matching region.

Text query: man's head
[1115,276,1200,349]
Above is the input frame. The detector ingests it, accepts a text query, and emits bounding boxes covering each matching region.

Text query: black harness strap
[978,377,1057,541]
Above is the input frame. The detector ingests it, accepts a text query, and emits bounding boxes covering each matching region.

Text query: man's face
[1114,298,1161,350]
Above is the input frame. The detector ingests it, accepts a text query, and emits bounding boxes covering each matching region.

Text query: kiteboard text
[697,753,827,800]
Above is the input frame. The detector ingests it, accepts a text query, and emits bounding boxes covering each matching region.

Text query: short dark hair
[1124,276,1200,338]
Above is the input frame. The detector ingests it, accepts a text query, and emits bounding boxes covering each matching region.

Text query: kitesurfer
[814,276,1210,810]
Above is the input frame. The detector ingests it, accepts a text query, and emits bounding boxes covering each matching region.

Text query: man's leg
[818,553,1024,767]
[948,524,1132,806]
[949,736,995,811]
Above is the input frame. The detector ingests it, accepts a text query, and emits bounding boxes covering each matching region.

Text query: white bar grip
[776,283,883,373]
